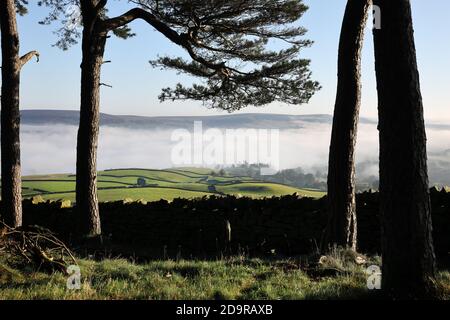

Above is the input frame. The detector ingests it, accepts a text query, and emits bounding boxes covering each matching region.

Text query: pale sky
[12,0,450,122]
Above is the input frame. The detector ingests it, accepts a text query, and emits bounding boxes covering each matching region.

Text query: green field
[20,168,325,203]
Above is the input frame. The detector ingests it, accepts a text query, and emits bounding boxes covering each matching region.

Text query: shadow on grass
[0,277,52,291]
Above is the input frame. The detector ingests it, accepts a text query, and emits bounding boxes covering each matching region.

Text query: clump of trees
[223,164,327,190]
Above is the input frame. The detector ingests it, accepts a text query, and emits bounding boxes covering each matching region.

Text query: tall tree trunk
[0,0,23,227]
[323,0,371,251]
[373,0,436,298]
[76,15,106,236]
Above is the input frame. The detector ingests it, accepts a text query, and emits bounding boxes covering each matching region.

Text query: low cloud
[16,122,450,185]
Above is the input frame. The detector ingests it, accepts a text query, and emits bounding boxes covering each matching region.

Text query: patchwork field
[20,168,325,203]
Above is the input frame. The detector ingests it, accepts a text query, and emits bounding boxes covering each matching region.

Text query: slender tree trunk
[76,15,106,236]
[0,0,23,227]
[323,0,371,251]
[373,0,436,298]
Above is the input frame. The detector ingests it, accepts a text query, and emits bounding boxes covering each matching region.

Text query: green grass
[40,187,211,203]
[170,167,218,176]
[18,168,325,203]
[99,169,201,183]
[0,257,378,300]
[23,181,76,193]
[22,174,75,180]
[1,255,448,300]
[216,182,325,198]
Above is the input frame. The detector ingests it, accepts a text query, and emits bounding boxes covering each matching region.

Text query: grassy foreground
[1,254,449,300]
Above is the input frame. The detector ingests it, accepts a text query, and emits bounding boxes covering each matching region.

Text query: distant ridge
[20,109,382,130]
[20,109,450,130]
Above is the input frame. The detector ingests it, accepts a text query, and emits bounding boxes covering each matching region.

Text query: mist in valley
[17,118,450,188]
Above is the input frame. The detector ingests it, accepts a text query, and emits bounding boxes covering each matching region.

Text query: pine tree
[0,0,39,227]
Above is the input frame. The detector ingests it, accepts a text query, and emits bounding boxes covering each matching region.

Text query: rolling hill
[21,168,325,203]
[20,109,370,130]
[20,109,450,130]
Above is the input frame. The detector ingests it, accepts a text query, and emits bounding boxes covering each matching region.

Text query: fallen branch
[0,222,76,274]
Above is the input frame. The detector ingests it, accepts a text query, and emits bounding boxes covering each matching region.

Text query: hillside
[20,109,450,130]
[20,109,368,130]
[21,168,325,203]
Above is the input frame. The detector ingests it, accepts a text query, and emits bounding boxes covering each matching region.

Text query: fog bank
[16,122,450,185]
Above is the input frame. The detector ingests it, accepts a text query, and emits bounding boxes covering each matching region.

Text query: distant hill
[20,109,377,130]
[20,109,450,130]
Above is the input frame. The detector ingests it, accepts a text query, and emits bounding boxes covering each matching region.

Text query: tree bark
[373,0,436,298]
[323,0,371,252]
[75,8,106,236]
[1,0,23,227]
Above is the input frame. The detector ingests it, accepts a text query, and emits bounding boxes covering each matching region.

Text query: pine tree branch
[94,0,107,13]
[19,50,39,68]
[100,8,230,74]
[99,82,112,88]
